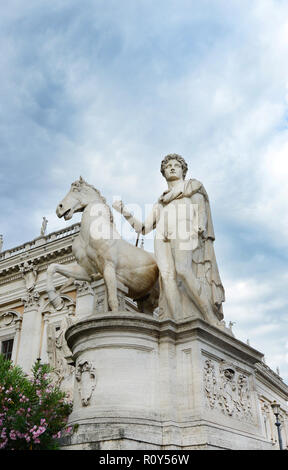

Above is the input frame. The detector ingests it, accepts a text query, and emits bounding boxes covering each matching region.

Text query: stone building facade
[0,225,288,449]
[0,224,80,399]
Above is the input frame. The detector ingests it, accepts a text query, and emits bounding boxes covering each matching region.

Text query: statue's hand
[160,188,182,205]
[112,200,125,214]
[161,193,172,204]
[112,200,133,219]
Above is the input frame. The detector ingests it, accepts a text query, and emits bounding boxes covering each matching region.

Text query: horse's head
[56,176,97,220]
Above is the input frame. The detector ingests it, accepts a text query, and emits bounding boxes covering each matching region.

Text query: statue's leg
[173,246,216,323]
[46,263,91,310]
[48,263,91,281]
[103,262,119,312]
[154,239,182,319]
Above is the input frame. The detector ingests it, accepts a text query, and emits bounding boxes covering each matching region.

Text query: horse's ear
[79,176,85,184]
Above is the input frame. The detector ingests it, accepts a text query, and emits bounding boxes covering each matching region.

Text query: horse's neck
[79,197,116,240]
[81,196,106,219]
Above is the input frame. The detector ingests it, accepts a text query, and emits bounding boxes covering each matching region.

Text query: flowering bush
[0,354,73,450]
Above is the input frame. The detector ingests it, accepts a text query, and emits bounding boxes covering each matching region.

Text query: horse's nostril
[59,204,63,209]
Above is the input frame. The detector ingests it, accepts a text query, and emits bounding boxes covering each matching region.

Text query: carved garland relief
[203,358,254,422]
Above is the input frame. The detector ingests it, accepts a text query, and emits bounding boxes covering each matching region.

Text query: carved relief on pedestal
[220,366,237,416]
[46,315,75,400]
[237,373,252,418]
[203,357,254,422]
[204,358,217,409]
[75,360,97,406]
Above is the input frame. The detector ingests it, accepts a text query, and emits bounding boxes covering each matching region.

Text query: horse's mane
[72,178,114,223]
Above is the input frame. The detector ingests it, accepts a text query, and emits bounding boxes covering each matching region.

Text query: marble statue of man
[113,154,225,324]
[41,217,48,236]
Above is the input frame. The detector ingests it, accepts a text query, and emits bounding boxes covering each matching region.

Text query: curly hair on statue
[160,154,188,179]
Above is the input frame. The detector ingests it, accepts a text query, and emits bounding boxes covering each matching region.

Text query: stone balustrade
[0,223,80,261]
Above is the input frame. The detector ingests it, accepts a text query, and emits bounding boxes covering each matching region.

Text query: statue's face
[164,159,183,181]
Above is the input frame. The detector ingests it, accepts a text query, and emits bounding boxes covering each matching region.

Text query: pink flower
[31,425,46,440]
[0,438,8,449]
[9,430,17,440]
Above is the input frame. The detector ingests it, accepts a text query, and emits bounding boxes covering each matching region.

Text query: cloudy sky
[1,0,288,382]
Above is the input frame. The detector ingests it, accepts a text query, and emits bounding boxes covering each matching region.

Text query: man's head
[160,154,188,181]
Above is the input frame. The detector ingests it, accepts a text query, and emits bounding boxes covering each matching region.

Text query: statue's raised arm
[112,200,159,236]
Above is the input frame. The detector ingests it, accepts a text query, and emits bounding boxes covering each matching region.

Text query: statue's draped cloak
[159,178,225,320]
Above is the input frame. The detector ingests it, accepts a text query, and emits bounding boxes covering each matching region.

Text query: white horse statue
[46,177,159,313]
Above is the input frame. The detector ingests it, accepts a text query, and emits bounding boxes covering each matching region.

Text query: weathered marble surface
[60,309,286,450]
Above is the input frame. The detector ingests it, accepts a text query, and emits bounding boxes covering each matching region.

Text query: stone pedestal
[60,312,275,450]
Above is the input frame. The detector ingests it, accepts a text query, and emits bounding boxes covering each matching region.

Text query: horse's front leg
[46,262,91,310]
[103,263,119,312]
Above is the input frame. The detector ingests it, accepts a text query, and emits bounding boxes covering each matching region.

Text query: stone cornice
[159,317,264,365]
[65,314,264,367]
[65,312,161,350]
[255,362,288,398]
[0,224,80,281]
[0,254,76,287]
